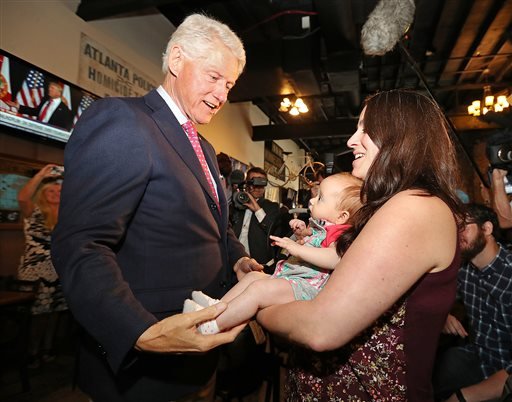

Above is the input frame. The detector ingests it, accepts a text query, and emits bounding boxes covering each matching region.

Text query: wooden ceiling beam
[252,119,357,141]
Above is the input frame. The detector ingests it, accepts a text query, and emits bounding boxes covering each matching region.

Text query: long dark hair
[337,89,464,254]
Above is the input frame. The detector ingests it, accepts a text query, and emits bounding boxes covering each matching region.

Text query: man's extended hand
[135,303,245,353]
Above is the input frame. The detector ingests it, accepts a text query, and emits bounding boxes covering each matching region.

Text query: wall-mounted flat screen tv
[0,50,99,143]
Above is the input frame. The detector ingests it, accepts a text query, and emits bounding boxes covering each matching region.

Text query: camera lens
[237,192,250,204]
[233,191,250,209]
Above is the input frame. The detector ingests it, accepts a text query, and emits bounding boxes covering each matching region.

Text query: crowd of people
[10,12,511,402]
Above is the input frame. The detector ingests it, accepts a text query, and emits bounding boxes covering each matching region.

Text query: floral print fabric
[286,301,408,401]
[18,207,67,314]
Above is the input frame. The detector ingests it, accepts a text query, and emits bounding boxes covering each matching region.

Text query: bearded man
[433,203,512,402]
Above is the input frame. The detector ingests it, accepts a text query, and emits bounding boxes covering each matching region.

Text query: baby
[184,172,363,334]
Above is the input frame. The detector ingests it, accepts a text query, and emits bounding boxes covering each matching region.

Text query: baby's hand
[289,219,306,232]
[270,235,303,256]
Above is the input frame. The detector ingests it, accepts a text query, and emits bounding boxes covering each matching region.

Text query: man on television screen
[7,81,73,131]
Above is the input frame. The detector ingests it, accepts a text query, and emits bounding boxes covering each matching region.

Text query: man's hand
[135,303,245,353]
[233,256,263,279]
[491,168,508,186]
[442,314,468,337]
[243,192,260,212]
[5,100,19,109]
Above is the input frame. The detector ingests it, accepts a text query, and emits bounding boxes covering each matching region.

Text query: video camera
[486,129,512,194]
[229,169,268,210]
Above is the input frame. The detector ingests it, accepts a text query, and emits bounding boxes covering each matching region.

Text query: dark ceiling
[77,0,512,176]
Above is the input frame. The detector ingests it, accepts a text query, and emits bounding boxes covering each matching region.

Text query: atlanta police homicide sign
[78,34,158,98]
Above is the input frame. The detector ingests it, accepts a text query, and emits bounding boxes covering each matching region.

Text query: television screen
[0,50,99,142]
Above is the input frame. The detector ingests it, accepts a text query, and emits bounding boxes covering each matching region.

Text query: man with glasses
[433,203,512,402]
[231,167,280,266]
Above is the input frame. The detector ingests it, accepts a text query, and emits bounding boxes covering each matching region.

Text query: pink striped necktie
[182,121,220,207]
[39,99,53,121]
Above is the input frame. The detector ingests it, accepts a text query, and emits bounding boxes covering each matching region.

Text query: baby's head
[309,172,363,225]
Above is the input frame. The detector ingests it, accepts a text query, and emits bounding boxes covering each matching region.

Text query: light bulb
[289,107,299,116]
[298,104,308,113]
[485,95,494,107]
[497,95,509,108]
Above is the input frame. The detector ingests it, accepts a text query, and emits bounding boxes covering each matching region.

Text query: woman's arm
[270,235,340,269]
[490,169,512,229]
[258,191,458,351]
[18,164,60,217]
[445,370,510,402]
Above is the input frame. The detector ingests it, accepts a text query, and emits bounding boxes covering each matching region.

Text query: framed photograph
[0,155,44,228]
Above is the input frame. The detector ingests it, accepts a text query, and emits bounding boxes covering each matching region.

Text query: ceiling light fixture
[279,97,308,116]
[467,85,510,116]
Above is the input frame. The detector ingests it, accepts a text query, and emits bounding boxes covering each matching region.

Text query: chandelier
[279,97,308,116]
[467,85,510,116]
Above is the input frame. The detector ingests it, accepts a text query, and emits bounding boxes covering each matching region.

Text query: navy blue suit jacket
[52,89,247,400]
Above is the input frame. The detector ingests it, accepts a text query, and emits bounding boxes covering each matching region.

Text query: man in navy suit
[52,14,261,402]
[8,81,73,130]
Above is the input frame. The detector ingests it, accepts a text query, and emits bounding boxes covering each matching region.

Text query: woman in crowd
[17,164,67,368]
[257,89,465,400]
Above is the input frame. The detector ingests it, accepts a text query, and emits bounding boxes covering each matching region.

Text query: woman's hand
[18,163,62,217]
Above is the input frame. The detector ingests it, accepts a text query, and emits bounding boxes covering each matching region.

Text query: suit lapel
[144,90,221,218]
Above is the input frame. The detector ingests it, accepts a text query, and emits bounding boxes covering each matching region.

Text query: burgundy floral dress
[285,250,460,401]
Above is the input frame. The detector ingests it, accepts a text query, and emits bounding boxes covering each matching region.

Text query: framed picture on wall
[0,155,44,228]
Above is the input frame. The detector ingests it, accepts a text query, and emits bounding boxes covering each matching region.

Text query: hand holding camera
[232,176,268,210]
[37,164,64,180]
[50,165,64,176]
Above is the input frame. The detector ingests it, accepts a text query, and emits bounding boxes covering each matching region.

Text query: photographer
[231,167,280,265]
[490,168,512,229]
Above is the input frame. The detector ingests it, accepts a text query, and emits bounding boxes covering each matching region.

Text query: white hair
[162,14,246,76]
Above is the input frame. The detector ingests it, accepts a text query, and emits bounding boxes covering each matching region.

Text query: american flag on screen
[16,70,45,109]
[73,94,95,127]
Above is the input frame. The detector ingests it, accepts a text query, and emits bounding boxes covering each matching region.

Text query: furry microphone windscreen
[361,0,416,56]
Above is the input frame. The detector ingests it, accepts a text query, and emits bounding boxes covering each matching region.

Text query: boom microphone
[361,0,415,56]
